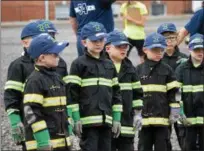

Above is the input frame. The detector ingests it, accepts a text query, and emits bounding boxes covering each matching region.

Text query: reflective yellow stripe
[43,96,66,107]
[177,82,182,87]
[143,117,169,126]
[169,103,180,108]
[142,84,166,92]
[112,105,123,112]
[119,83,132,90]
[186,117,204,125]
[167,81,180,90]
[63,75,82,85]
[24,94,44,105]
[132,81,141,89]
[121,126,135,135]
[31,120,47,133]
[81,78,112,87]
[81,115,113,125]
[25,137,71,150]
[183,85,204,93]
[6,108,19,115]
[132,99,143,108]
[112,77,119,86]
[67,104,79,112]
[4,80,24,92]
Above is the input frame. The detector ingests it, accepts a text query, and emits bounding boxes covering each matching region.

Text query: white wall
[192,1,202,12]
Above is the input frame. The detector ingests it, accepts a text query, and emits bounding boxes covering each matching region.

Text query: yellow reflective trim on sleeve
[142,117,169,126]
[106,115,113,125]
[177,82,183,87]
[43,96,66,107]
[167,81,180,90]
[67,104,79,111]
[142,84,167,92]
[23,94,44,105]
[132,99,143,108]
[119,83,132,90]
[25,137,71,150]
[4,80,24,92]
[99,78,112,87]
[183,85,204,93]
[169,103,180,108]
[112,77,119,86]
[112,104,123,112]
[6,108,19,115]
[63,75,82,85]
[121,126,135,135]
[31,120,47,133]
[132,81,141,89]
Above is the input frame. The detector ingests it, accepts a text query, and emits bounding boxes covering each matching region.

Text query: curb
[1,15,192,28]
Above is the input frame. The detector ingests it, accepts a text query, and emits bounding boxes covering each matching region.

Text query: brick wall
[2,1,192,22]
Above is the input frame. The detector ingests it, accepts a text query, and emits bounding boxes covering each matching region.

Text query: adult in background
[177,2,204,45]
[120,0,148,63]
[69,0,116,56]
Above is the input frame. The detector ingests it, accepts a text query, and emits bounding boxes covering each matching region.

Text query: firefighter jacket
[23,65,70,151]
[4,50,68,120]
[175,57,204,126]
[162,46,188,71]
[136,59,180,127]
[116,58,143,137]
[65,51,122,127]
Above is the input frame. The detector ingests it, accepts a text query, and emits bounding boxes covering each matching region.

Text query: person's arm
[69,1,78,36]
[99,0,116,9]
[177,27,189,46]
[23,79,51,150]
[178,9,204,45]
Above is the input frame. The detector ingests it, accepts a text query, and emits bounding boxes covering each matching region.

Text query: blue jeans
[77,35,85,56]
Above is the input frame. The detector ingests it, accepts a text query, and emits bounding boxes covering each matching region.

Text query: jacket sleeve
[23,79,49,133]
[23,78,51,147]
[166,67,180,108]
[175,64,184,104]
[65,60,81,122]
[132,67,143,110]
[4,62,24,116]
[112,66,122,122]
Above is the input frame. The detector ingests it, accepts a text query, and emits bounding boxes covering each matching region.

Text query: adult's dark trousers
[76,35,85,56]
[138,126,168,151]
[127,38,144,57]
[183,126,204,151]
[112,136,134,151]
[80,126,111,151]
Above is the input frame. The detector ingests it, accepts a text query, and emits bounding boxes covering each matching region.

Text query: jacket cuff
[8,112,22,128]
[132,99,143,109]
[31,120,47,133]
[73,111,80,122]
[113,111,121,122]
[169,103,180,108]
[33,129,50,148]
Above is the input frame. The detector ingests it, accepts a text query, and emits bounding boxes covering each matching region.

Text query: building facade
[2,1,193,22]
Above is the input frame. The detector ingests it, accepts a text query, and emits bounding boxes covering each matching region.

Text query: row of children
[4,19,204,151]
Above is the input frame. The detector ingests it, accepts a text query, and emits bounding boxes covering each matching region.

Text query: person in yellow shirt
[120,0,148,63]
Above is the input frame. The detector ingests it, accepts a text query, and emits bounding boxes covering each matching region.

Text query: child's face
[190,48,204,62]
[37,53,60,68]
[21,37,33,49]
[162,32,178,51]
[82,38,105,54]
[106,44,129,61]
[144,47,164,62]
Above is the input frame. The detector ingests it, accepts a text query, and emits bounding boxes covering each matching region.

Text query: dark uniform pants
[138,126,168,151]
[112,136,134,151]
[183,126,204,151]
[80,126,111,151]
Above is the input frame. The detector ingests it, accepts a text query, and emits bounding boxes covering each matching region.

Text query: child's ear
[105,45,111,52]
[143,48,148,54]
[81,40,87,47]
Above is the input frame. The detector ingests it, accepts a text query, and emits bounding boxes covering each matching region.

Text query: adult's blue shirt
[185,8,204,36]
[69,0,114,35]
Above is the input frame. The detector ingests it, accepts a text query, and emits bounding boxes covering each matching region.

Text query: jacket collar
[163,46,181,58]
[35,65,57,76]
